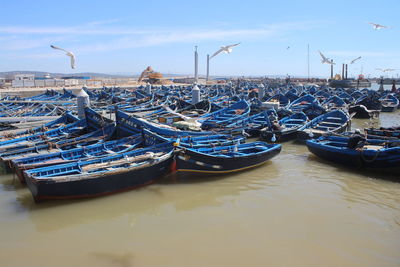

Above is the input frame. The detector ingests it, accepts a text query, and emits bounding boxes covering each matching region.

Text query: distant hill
[0,71,133,79]
[0,71,192,80]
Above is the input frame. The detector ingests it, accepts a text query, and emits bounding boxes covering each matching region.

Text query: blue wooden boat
[176,135,245,148]
[297,110,350,142]
[301,102,326,119]
[348,104,380,119]
[174,98,219,114]
[266,94,290,108]
[350,90,364,100]
[306,135,400,175]
[116,109,212,137]
[11,134,143,183]
[287,94,324,119]
[0,108,113,154]
[175,141,281,174]
[322,96,347,110]
[225,110,276,137]
[12,108,148,174]
[284,91,299,103]
[337,92,354,104]
[199,100,250,130]
[314,90,331,103]
[0,112,79,141]
[260,112,308,142]
[365,126,400,139]
[306,85,318,95]
[142,126,247,148]
[0,108,114,169]
[0,120,87,153]
[0,107,109,152]
[0,123,117,171]
[287,94,319,113]
[354,93,382,111]
[24,141,175,201]
[380,94,399,112]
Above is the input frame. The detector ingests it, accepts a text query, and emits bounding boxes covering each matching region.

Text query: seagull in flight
[368,22,389,30]
[50,45,76,69]
[210,43,240,59]
[350,56,362,64]
[318,51,335,65]
[376,68,397,72]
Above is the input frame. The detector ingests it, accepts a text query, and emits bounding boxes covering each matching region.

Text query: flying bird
[318,51,335,65]
[210,43,240,59]
[50,45,76,69]
[368,22,389,30]
[350,56,362,64]
[376,68,397,72]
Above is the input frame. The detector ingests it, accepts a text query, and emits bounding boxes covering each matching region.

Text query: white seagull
[376,68,397,72]
[50,45,76,69]
[350,56,362,64]
[368,22,389,30]
[318,51,335,65]
[163,105,201,127]
[210,43,241,59]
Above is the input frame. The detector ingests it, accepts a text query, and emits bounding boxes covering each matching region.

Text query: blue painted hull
[176,142,281,173]
[26,154,174,201]
[25,144,175,201]
[306,136,400,175]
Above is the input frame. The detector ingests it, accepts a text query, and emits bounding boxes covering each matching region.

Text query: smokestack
[345,64,348,79]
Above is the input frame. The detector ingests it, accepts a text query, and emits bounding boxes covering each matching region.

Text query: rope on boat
[360,147,380,163]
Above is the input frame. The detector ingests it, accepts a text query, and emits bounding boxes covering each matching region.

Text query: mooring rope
[360,148,380,163]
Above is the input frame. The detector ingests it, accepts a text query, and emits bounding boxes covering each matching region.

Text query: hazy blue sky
[0,0,399,78]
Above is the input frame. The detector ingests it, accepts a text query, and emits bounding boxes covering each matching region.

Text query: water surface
[0,111,399,267]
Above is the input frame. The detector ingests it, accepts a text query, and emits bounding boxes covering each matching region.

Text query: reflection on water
[0,112,399,267]
[91,251,134,267]
[9,161,280,232]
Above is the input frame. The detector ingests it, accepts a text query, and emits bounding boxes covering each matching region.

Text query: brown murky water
[0,111,399,267]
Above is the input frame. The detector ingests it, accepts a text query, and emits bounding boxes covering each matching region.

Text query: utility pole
[307,44,310,81]
[206,54,210,83]
[342,64,345,80]
[194,46,198,84]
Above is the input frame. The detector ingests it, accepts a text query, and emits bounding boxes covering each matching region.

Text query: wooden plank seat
[325,117,343,121]
[284,123,301,127]
[319,121,343,126]
[286,119,306,123]
[315,125,335,131]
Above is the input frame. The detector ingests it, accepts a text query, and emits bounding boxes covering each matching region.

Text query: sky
[0,0,399,78]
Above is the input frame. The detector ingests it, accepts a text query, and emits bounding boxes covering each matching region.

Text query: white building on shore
[12,74,35,87]
[9,73,132,88]
[11,74,92,88]
[0,77,5,87]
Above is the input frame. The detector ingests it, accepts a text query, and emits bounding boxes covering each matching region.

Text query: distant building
[7,74,123,88]
[34,78,64,87]
[0,77,5,87]
[12,74,35,87]
[172,77,197,84]
[62,76,91,87]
